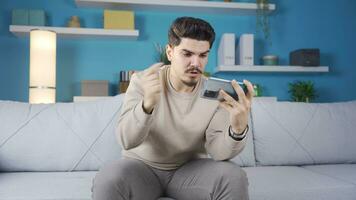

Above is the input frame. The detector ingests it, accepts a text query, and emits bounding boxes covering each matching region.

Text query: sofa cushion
[302,164,356,185]
[251,100,356,166]
[230,115,255,167]
[243,166,356,200]
[230,97,276,167]
[0,95,124,172]
[0,171,173,200]
[0,171,96,200]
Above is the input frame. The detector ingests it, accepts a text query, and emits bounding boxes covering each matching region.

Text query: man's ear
[166,44,173,62]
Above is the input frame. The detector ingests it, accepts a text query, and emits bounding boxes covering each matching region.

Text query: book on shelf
[119,70,137,93]
[236,34,254,66]
[218,33,236,66]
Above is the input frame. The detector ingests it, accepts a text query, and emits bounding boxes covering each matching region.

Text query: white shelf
[215,65,329,73]
[75,0,276,15]
[9,25,139,40]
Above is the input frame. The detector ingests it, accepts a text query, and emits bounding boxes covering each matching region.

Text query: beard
[181,78,199,87]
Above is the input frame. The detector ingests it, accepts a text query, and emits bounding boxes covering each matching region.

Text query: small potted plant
[288,80,317,102]
[203,71,211,77]
[253,84,263,97]
[154,43,171,65]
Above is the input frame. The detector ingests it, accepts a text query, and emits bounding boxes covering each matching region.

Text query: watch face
[233,132,245,138]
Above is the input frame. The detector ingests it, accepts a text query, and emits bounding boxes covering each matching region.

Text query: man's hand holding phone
[141,63,164,114]
[219,79,254,134]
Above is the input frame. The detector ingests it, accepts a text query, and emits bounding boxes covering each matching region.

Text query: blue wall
[1,0,356,102]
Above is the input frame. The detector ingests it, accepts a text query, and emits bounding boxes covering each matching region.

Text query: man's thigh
[166,158,249,200]
[92,158,163,200]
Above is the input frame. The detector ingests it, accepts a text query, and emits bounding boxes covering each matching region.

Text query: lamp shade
[29,29,57,104]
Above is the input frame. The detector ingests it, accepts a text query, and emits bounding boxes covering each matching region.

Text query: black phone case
[200,78,247,101]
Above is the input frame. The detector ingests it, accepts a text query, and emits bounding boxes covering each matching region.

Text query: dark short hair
[168,17,215,48]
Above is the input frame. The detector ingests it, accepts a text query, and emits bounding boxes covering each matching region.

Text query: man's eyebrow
[182,49,210,54]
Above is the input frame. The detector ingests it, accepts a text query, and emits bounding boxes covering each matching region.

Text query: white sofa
[0,94,356,200]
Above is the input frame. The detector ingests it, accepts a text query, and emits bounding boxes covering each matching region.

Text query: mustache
[185,66,202,74]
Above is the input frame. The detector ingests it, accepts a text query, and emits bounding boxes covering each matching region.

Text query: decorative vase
[67,16,81,28]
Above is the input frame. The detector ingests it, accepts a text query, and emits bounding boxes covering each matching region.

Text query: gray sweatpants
[92,158,249,200]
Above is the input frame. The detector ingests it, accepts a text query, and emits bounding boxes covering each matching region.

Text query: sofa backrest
[0,95,124,172]
[251,100,356,166]
[0,94,256,172]
[230,114,256,167]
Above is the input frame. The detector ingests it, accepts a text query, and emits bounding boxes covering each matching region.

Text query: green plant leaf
[154,43,171,65]
[288,80,317,102]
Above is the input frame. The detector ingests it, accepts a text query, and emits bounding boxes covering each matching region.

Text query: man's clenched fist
[141,63,164,114]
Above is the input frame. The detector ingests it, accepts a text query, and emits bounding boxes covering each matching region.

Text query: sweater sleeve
[204,106,248,161]
[115,73,154,150]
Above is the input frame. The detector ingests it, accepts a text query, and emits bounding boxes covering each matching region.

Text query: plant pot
[261,55,278,65]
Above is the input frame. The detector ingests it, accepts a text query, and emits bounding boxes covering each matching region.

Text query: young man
[93,17,254,200]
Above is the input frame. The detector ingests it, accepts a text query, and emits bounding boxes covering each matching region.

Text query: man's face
[166,38,210,87]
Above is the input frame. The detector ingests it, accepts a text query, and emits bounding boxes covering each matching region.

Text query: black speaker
[289,49,320,66]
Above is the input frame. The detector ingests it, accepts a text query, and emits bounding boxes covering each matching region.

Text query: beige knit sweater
[116,65,247,170]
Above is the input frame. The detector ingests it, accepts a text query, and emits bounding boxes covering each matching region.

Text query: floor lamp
[29,29,57,104]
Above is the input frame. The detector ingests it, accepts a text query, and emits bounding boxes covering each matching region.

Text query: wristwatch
[229,125,249,141]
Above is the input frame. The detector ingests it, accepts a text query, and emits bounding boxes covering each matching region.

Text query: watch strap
[229,125,249,141]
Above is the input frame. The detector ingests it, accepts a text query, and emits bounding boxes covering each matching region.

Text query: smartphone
[200,77,247,101]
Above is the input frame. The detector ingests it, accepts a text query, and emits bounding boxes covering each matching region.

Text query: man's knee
[93,159,144,194]
[213,161,249,186]
[95,160,127,184]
